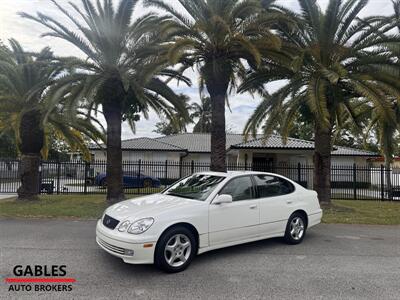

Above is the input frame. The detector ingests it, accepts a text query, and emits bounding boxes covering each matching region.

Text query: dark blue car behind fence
[94,172,161,188]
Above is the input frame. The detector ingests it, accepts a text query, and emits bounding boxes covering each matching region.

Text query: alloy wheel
[290,217,305,240]
[164,234,192,267]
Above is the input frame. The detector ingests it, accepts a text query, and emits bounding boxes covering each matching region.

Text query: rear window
[253,175,294,198]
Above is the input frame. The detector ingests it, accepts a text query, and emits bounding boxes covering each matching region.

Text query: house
[90,133,379,167]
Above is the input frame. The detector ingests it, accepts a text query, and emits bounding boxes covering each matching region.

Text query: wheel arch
[157,222,200,253]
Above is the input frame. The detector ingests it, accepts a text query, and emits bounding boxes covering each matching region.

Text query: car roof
[195,170,276,178]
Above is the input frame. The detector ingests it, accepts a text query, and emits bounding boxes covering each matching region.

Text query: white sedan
[96,171,322,272]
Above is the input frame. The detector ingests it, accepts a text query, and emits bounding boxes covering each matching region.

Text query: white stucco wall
[182,153,211,163]
[92,150,181,162]
[331,156,357,166]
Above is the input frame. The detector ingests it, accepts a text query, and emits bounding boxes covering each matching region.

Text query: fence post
[164,160,168,184]
[353,163,357,200]
[179,159,182,178]
[38,162,42,194]
[297,163,301,184]
[138,159,142,194]
[381,164,385,201]
[56,160,61,195]
[84,161,89,195]
[191,160,194,174]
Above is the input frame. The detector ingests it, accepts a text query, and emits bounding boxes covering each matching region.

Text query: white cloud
[0,0,395,139]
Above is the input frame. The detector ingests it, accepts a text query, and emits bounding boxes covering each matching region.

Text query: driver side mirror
[213,194,233,205]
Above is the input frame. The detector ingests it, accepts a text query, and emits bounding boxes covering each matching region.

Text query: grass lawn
[322,200,400,225]
[0,194,133,219]
[0,195,399,224]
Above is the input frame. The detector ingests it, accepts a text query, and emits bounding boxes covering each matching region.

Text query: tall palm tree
[191,97,212,133]
[144,0,285,171]
[0,39,103,201]
[358,0,400,199]
[21,0,190,203]
[365,102,400,200]
[239,0,400,203]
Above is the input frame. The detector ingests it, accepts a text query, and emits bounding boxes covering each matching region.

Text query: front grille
[102,214,119,230]
[98,238,126,255]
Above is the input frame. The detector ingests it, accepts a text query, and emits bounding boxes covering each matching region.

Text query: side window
[219,176,254,201]
[254,175,294,198]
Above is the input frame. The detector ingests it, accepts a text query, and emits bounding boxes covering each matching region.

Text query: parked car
[94,172,161,188]
[96,171,322,272]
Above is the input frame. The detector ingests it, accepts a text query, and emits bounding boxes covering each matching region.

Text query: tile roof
[230,135,315,150]
[90,137,185,152]
[156,133,262,152]
[331,146,379,157]
[91,133,379,157]
[231,136,378,156]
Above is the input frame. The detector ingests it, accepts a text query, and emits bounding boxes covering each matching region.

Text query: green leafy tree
[145,0,285,171]
[191,97,212,133]
[239,0,400,203]
[22,0,190,203]
[0,40,103,200]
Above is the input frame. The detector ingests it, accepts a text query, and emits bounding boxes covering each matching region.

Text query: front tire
[154,226,197,273]
[284,212,307,244]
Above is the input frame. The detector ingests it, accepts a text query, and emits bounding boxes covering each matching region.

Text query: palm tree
[349,0,400,199]
[191,97,212,133]
[369,107,399,200]
[239,0,400,203]
[0,39,103,201]
[144,0,285,171]
[21,0,190,203]
[154,94,193,135]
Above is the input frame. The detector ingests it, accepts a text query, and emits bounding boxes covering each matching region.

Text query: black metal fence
[0,159,399,200]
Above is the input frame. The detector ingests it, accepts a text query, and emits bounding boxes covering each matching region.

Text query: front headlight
[127,218,154,234]
[118,220,131,232]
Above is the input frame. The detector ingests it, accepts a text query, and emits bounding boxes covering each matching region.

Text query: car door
[208,175,260,245]
[254,174,296,236]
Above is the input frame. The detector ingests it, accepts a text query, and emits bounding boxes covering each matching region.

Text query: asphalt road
[0,220,399,300]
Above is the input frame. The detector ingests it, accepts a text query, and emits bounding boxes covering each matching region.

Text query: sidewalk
[0,193,16,200]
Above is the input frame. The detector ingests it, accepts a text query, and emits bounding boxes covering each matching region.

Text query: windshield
[164,174,225,201]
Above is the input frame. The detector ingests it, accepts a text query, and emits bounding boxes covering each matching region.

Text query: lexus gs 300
[96,171,322,272]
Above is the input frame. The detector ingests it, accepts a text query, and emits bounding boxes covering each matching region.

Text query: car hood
[105,193,203,221]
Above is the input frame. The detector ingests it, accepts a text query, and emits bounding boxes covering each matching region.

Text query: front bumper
[96,220,156,264]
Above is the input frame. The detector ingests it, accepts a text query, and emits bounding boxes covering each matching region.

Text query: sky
[0,0,395,139]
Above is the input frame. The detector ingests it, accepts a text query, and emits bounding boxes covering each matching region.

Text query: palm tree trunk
[17,110,44,201]
[206,79,229,172]
[17,154,41,200]
[103,102,124,204]
[313,123,332,204]
[384,156,392,200]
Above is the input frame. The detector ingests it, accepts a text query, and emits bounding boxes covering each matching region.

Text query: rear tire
[101,179,107,188]
[284,212,307,245]
[143,178,153,188]
[154,226,197,273]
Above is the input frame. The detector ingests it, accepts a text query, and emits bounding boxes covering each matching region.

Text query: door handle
[249,204,257,209]
[286,200,293,204]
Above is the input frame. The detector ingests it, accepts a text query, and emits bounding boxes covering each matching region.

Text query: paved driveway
[0,220,399,300]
